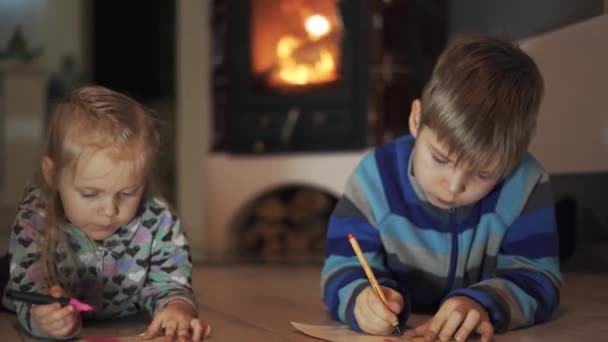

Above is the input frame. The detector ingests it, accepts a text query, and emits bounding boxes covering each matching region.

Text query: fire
[270,13,338,87]
[250,0,341,90]
[305,14,330,38]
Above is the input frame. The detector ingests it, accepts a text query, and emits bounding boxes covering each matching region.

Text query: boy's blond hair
[419,35,544,176]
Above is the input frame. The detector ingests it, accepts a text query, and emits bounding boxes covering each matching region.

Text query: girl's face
[46,149,146,241]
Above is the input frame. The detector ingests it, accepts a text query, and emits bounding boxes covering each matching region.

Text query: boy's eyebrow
[479,164,502,176]
[427,142,499,175]
[427,143,452,161]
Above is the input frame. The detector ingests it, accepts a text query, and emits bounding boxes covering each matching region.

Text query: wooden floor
[1,265,608,341]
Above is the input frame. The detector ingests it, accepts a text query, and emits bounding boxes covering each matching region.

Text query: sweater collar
[406,149,476,223]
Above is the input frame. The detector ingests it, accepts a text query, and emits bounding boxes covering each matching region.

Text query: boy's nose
[448,171,467,194]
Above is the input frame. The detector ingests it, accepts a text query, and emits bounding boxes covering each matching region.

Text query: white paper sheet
[291,321,412,342]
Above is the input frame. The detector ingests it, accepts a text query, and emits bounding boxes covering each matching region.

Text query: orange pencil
[348,233,402,336]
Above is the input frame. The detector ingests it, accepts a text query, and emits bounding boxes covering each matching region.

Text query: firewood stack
[237,187,337,262]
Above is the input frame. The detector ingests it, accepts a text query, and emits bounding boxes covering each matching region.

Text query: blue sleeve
[321,153,410,330]
[447,174,562,332]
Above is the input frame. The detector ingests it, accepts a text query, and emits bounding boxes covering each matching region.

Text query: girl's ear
[41,156,55,186]
[408,99,422,138]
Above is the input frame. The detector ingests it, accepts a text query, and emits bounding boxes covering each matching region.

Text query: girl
[1,86,209,341]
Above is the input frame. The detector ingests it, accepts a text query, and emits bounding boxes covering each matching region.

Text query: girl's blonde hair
[34,85,161,294]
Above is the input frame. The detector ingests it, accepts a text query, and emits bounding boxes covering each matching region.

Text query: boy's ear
[408,99,422,138]
[41,156,55,186]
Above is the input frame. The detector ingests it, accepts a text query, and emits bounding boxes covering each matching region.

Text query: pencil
[348,233,402,336]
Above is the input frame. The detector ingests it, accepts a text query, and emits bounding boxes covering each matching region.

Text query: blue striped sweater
[321,135,563,332]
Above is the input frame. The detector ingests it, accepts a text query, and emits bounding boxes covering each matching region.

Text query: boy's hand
[143,299,211,342]
[30,285,80,339]
[413,296,494,342]
[354,285,403,335]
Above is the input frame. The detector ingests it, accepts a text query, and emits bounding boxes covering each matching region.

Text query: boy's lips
[432,195,454,208]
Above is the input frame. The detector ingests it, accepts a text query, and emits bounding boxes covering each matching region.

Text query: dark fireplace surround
[215,0,368,153]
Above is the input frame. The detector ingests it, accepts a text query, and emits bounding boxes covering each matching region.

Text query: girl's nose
[99,198,118,217]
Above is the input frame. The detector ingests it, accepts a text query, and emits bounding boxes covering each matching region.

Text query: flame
[305,14,330,39]
[268,13,338,87]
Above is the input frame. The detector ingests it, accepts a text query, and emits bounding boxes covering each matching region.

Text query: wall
[449,0,604,40]
[176,0,210,260]
[0,65,46,208]
[522,15,608,173]
[0,0,88,77]
[0,0,87,231]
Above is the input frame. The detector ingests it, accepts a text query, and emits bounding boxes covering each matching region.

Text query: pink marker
[6,289,94,312]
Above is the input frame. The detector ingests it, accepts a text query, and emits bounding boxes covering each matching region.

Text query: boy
[321,35,562,342]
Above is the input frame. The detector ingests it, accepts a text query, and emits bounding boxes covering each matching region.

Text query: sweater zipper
[95,245,105,273]
[445,208,458,293]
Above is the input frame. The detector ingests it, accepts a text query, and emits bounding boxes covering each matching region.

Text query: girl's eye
[432,154,449,164]
[120,192,135,197]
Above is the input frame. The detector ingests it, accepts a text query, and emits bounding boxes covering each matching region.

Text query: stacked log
[237,186,336,262]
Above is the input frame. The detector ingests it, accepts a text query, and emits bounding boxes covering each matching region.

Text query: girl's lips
[95,225,115,231]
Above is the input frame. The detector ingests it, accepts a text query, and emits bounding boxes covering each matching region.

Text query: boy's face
[43,150,145,241]
[409,100,502,209]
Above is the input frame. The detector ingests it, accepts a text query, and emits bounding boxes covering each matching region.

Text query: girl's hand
[353,285,403,335]
[143,299,211,342]
[413,296,494,342]
[30,285,80,339]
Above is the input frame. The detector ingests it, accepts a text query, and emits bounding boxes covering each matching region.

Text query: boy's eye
[477,172,493,180]
[80,192,98,198]
[432,154,449,164]
[119,192,135,197]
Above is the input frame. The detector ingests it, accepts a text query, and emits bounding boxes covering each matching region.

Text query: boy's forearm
[322,217,373,324]
[324,277,368,330]
[322,220,397,329]
[322,156,393,329]
[322,274,408,331]
[446,267,560,332]
[469,171,562,331]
